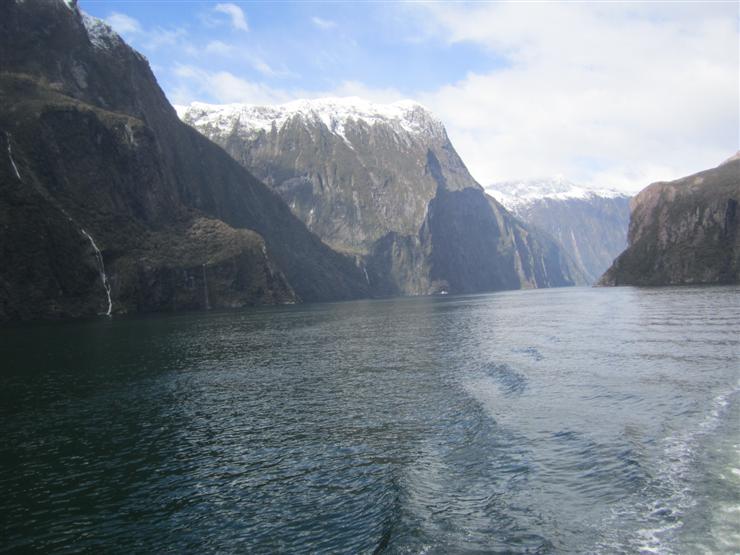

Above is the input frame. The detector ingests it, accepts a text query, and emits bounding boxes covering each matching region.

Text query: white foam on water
[463,377,502,414]
[592,379,740,554]
[705,428,740,553]
[461,365,528,429]
[631,380,740,554]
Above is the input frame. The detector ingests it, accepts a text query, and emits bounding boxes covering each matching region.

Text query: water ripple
[0,285,738,553]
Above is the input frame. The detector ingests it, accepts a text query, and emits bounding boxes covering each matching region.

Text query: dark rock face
[514,196,631,284]
[181,101,586,295]
[599,156,740,286]
[426,189,580,293]
[488,180,632,284]
[496,192,631,284]
[0,0,368,321]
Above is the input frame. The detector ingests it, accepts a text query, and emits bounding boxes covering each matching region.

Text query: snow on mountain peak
[487,178,628,211]
[176,97,446,144]
[82,14,124,51]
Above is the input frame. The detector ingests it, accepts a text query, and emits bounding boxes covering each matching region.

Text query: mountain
[179,98,586,295]
[599,155,739,286]
[0,0,369,321]
[488,179,631,283]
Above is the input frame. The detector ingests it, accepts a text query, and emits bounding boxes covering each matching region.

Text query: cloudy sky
[82,1,738,194]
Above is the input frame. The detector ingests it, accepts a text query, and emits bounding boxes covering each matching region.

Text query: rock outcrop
[180,99,586,295]
[0,0,368,321]
[599,155,739,286]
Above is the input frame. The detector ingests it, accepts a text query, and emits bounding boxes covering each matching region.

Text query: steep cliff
[0,0,369,321]
[180,99,586,295]
[489,179,631,283]
[599,155,739,286]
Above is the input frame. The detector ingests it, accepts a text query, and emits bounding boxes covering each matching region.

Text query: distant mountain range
[600,154,739,286]
[0,0,587,322]
[488,177,627,212]
[6,0,731,322]
[488,179,632,283]
[179,99,586,296]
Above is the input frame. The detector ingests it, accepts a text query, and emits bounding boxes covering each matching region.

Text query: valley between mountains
[1,0,737,322]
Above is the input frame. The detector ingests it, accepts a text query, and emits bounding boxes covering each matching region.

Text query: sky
[80,1,739,194]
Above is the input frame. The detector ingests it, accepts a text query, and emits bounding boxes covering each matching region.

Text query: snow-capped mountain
[180,98,587,295]
[488,179,631,283]
[0,1,376,322]
[178,97,475,256]
[176,97,446,147]
[488,177,626,212]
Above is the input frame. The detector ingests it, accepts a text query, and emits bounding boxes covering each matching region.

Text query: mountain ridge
[176,97,446,146]
[488,177,629,211]
[600,154,739,286]
[488,179,631,283]
[180,99,588,294]
[0,0,369,321]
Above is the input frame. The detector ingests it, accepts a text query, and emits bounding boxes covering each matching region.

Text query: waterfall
[3,134,113,316]
[202,264,211,310]
[80,228,113,316]
[6,134,21,180]
[48,203,114,317]
[354,255,370,284]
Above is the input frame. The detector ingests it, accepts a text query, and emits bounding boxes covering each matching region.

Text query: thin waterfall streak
[81,228,113,316]
[7,135,21,180]
[48,201,113,316]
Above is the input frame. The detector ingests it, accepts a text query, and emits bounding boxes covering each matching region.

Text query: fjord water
[1,287,738,554]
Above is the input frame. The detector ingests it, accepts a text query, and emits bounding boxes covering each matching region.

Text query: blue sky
[81,2,501,101]
[80,1,739,193]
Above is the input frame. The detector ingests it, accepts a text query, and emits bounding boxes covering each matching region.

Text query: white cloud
[106,12,141,35]
[327,81,405,104]
[144,27,187,50]
[199,43,295,78]
[172,64,291,105]
[214,3,249,32]
[166,2,737,193]
[411,2,738,192]
[251,59,280,78]
[169,65,405,107]
[205,40,233,56]
[311,17,337,30]
[105,12,187,52]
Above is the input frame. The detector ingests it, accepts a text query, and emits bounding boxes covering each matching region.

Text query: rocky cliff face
[180,99,586,295]
[0,0,368,321]
[489,179,631,283]
[599,155,739,286]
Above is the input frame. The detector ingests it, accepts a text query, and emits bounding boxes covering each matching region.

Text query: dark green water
[1,286,739,553]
